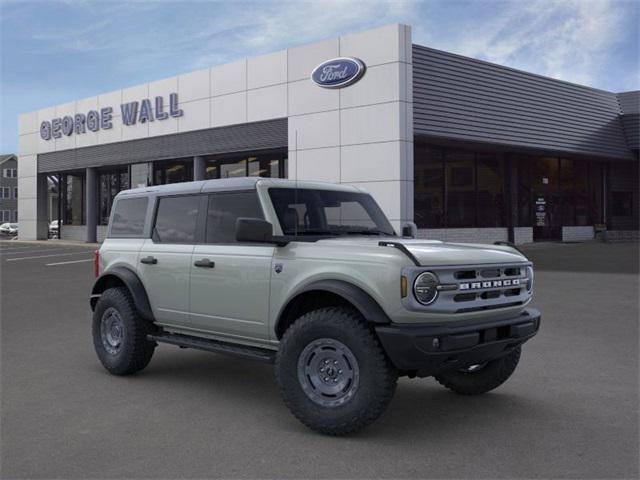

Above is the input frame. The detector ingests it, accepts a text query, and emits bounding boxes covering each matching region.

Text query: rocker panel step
[148,332,276,364]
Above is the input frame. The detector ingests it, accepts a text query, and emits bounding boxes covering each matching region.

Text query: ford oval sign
[311,57,366,89]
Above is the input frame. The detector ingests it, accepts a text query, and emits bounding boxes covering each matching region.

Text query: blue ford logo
[311,57,366,89]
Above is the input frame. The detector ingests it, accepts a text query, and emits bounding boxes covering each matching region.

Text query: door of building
[532,157,561,241]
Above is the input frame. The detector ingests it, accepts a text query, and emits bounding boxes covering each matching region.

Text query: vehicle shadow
[128,348,551,441]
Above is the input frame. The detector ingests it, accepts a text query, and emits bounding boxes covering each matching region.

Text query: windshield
[268,188,395,237]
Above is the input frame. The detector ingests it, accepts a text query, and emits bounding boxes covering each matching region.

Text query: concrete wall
[514,227,533,245]
[417,227,509,244]
[562,226,594,242]
[60,225,86,242]
[17,23,413,239]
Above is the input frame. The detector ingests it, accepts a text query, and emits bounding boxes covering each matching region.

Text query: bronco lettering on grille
[459,279,521,290]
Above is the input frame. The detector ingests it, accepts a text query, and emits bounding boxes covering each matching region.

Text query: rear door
[138,194,201,328]
[189,190,274,341]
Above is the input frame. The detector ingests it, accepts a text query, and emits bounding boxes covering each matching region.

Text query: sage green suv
[90,178,540,435]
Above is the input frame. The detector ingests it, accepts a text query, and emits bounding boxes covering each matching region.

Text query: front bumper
[375,308,540,377]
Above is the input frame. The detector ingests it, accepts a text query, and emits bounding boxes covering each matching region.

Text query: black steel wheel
[276,307,397,436]
[92,287,156,376]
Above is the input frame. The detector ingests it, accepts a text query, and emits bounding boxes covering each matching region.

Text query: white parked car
[0,223,18,235]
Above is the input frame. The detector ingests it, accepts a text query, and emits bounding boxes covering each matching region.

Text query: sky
[1,0,638,153]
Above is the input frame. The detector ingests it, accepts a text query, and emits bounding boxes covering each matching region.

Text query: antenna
[294,129,298,236]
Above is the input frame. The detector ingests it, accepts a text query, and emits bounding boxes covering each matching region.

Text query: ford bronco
[90,178,540,435]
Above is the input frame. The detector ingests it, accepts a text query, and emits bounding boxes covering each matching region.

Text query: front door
[138,194,201,327]
[189,191,274,341]
[532,157,561,241]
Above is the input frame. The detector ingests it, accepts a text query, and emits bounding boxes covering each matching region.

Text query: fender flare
[276,279,391,337]
[90,266,154,321]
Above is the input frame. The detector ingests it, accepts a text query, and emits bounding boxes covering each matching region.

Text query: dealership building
[17,24,639,243]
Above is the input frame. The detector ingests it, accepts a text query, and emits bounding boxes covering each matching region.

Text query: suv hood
[316,237,527,266]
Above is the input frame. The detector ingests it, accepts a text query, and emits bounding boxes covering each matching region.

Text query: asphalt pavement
[1,240,638,479]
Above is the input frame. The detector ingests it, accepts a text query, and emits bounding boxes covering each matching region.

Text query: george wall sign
[40,93,184,140]
[311,57,366,89]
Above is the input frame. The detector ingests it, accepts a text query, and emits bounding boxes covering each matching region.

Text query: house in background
[0,154,18,223]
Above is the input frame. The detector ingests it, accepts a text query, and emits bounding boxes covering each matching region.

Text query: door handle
[194,258,215,268]
[140,256,158,265]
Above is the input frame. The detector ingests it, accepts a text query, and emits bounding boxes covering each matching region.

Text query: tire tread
[276,307,397,436]
[92,287,155,376]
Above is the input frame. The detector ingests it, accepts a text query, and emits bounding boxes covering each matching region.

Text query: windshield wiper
[287,229,342,236]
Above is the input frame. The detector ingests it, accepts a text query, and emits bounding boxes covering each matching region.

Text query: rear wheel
[275,307,397,435]
[92,287,156,375]
[434,347,521,395]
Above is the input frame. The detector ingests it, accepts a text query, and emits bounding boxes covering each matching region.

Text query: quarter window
[154,195,200,243]
[205,192,263,243]
[110,197,148,236]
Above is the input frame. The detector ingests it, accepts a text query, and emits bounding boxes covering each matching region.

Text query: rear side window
[154,195,200,243]
[110,197,148,236]
[206,192,263,243]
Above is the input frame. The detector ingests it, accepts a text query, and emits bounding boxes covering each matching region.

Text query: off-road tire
[434,347,521,395]
[275,307,398,436]
[92,287,156,376]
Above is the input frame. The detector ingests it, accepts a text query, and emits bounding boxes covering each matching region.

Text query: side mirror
[402,222,418,238]
[236,217,275,243]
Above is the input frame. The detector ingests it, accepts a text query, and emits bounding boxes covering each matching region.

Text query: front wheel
[92,287,156,376]
[434,347,521,395]
[275,307,398,436]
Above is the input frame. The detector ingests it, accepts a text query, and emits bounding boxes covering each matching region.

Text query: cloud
[414,0,637,89]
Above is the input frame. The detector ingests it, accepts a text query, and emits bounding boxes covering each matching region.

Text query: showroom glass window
[61,173,85,225]
[515,155,532,227]
[414,144,444,228]
[477,154,505,227]
[153,159,193,185]
[446,151,476,227]
[413,143,506,229]
[205,150,287,180]
[98,167,130,225]
[608,162,639,230]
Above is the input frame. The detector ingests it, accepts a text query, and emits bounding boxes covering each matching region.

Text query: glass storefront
[205,150,287,179]
[153,158,193,185]
[414,144,505,229]
[98,167,130,225]
[56,149,287,234]
[61,172,85,226]
[414,141,631,240]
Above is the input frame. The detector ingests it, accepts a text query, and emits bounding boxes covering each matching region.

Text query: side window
[154,195,200,243]
[206,191,263,243]
[110,197,148,236]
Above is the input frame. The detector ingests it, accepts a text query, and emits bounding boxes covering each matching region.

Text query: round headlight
[414,272,439,305]
[525,266,534,292]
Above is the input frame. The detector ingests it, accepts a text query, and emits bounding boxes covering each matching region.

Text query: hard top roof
[117,177,363,198]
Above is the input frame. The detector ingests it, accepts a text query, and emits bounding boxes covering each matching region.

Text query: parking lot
[1,240,638,479]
